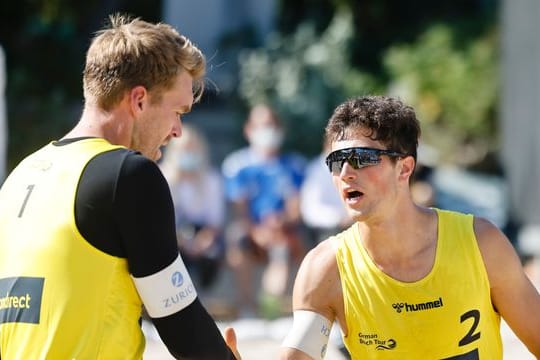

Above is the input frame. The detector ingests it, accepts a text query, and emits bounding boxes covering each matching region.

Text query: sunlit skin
[330,135,440,282]
[64,71,193,161]
[280,133,421,360]
[130,71,193,160]
[280,131,540,358]
[331,138,404,224]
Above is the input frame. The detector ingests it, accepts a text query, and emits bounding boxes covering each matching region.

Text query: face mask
[177,152,202,172]
[249,126,284,150]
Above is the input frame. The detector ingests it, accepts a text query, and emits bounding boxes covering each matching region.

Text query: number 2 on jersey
[18,184,35,218]
[459,309,481,346]
[442,310,482,359]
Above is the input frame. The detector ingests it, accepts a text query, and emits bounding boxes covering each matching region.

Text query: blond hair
[83,14,205,110]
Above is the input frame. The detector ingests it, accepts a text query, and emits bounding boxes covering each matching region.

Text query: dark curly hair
[325,95,420,162]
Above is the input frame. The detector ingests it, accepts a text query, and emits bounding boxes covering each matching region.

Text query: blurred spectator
[300,138,351,246]
[222,104,306,317]
[160,124,226,292]
[410,164,436,207]
[410,143,438,207]
[299,138,352,358]
[0,45,6,183]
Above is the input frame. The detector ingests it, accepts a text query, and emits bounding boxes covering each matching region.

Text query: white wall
[500,0,540,253]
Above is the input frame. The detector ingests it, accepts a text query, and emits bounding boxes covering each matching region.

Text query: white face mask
[177,152,202,172]
[249,126,284,151]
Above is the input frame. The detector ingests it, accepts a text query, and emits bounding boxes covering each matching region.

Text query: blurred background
[0,0,539,358]
[1,0,539,249]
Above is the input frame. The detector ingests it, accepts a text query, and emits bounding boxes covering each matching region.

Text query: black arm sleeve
[76,149,235,359]
[76,149,177,274]
[152,299,237,360]
[114,152,178,276]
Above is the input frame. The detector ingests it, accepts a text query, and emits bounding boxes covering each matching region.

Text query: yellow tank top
[0,139,145,359]
[335,209,502,359]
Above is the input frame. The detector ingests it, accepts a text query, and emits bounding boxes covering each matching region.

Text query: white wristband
[132,254,197,318]
[282,310,332,359]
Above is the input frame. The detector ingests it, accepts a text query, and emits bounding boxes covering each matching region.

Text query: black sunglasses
[325,147,407,173]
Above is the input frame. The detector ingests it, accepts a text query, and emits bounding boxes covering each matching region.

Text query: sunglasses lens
[328,156,363,173]
[344,157,358,169]
[329,160,343,173]
[326,147,393,173]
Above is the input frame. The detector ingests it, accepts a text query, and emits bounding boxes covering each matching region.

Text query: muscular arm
[280,239,344,359]
[76,149,236,359]
[475,217,540,356]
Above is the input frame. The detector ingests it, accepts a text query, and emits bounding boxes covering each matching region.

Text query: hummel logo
[392,297,444,313]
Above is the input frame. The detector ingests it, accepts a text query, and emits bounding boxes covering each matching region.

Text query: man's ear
[130,86,147,114]
[398,156,416,182]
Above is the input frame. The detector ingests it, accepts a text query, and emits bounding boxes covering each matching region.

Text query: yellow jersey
[0,139,145,359]
[334,208,502,359]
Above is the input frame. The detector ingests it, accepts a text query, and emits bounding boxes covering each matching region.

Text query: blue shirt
[222,147,306,223]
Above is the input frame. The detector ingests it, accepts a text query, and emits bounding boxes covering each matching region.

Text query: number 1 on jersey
[18,184,35,218]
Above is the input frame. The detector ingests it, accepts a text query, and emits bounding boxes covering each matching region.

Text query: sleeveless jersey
[0,138,145,359]
[334,208,502,359]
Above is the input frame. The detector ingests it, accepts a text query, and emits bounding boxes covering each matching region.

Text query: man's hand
[224,326,242,359]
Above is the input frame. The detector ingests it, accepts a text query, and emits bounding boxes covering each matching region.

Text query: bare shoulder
[473,216,522,287]
[473,218,540,355]
[474,217,516,261]
[299,238,337,276]
[291,238,341,320]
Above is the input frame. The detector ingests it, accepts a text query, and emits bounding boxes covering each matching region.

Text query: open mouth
[346,190,363,200]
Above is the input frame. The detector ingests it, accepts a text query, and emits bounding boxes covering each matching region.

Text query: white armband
[282,310,332,360]
[131,254,197,318]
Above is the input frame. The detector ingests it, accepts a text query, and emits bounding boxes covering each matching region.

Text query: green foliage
[2,1,499,168]
[8,92,79,169]
[238,11,499,165]
[0,0,161,170]
[238,11,380,156]
[383,24,499,165]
